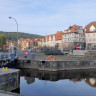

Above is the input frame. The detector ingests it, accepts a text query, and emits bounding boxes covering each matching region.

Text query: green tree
[0,34,6,50]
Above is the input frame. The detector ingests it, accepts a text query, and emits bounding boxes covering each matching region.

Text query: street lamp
[9,16,18,48]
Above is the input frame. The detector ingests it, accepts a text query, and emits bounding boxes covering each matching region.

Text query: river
[15,68,96,96]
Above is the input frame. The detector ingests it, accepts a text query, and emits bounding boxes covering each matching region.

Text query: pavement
[0,68,20,76]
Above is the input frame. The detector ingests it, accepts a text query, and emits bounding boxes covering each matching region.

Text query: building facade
[55,31,63,50]
[62,25,85,50]
[18,38,30,50]
[84,22,96,50]
[45,31,63,50]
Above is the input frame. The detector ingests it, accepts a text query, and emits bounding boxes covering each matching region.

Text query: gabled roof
[84,21,96,33]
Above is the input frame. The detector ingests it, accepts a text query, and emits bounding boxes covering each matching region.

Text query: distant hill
[0,31,44,41]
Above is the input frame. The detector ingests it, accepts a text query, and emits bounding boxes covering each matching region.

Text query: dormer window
[90,25,95,32]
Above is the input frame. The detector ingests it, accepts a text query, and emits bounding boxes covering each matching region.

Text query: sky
[0,0,96,35]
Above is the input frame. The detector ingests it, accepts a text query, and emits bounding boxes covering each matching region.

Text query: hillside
[0,31,44,41]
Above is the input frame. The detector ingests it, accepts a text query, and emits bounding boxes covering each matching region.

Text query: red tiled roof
[31,39,36,42]
[35,38,42,42]
[55,31,63,40]
[64,25,82,34]
[25,39,30,42]
[20,38,30,42]
[46,34,56,41]
[84,21,96,33]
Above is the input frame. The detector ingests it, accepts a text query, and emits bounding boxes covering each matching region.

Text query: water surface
[20,69,96,96]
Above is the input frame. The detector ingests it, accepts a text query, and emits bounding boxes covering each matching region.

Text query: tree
[0,34,6,50]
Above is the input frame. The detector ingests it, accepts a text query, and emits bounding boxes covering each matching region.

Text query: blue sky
[0,0,96,35]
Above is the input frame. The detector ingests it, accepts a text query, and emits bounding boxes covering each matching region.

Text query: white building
[84,21,96,49]
[62,25,85,50]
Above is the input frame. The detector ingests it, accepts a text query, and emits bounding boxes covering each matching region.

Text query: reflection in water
[24,77,35,84]
[85,78,96,87]
[20,68,96,87]
[19,69,96,96]
[71,78,82,83]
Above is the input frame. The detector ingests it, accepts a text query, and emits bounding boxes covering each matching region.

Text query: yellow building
[18,38,30,50]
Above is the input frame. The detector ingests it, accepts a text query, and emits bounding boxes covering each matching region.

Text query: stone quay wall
[17,60,96,71]
[0,69,20,91]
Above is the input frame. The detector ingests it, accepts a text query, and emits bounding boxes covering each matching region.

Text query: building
[55,31,63,50]
[41,38,46,47]
[45,35,53,48]
[4,41,17,50]
[18,38,30,50]
[35,38,42,48]
[62,25,85,50]
[84,21,96,50]
[30,39,36,49]
[45,31,63,50]
[52,34,56,48]
[30,38,43,49]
